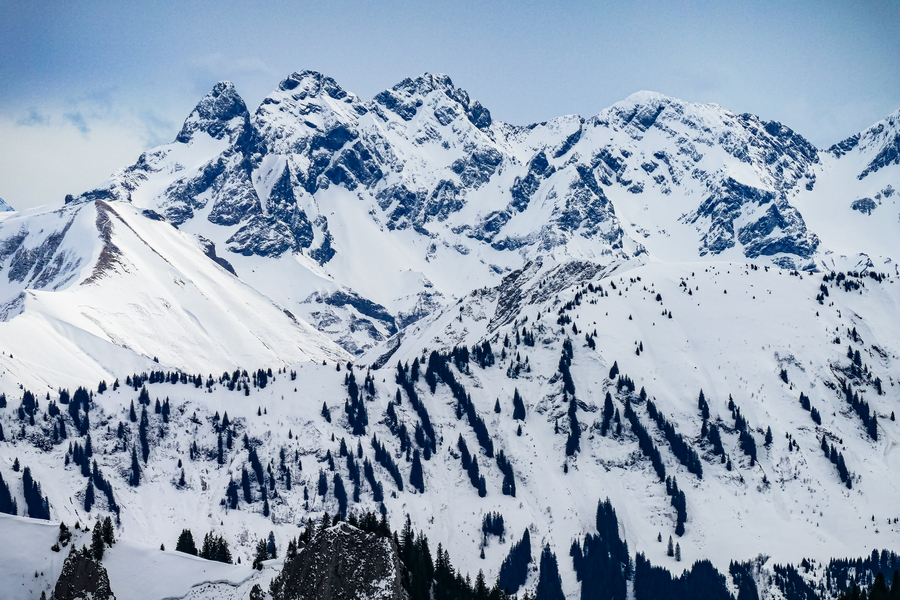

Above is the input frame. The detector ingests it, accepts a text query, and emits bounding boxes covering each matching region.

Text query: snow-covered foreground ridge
[0,71,899,599]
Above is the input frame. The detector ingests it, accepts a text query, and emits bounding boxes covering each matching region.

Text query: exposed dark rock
[323,142,384,191]
[828,132,861,158]
[738,202,818,259]
[53,547,116,600]
[306,216,337,265]
[692,177,775,255]
[423,180,463,222]
[163,157,228,225]
[554,123,584,158]
[268,522,407,600]
[851,198,878,215]
[226,215,294,257]
[207,156,263,227]
[267,164,314,249]
[451,147,502,189]
[197,235,237,275]
[8,217,75,285]
[320,290,397,335]
[859,132,900,179]
[510,151,555,212]
[378,184,421,230]
[176,81,251,144]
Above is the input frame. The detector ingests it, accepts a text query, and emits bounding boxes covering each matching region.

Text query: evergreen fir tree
[536,544,565,600]
[253,538,268,570]
[84,477,95,512]
[410,449,425,493]
[318,469,328,497]
[333,473,347,517]
[139,407,150,463]
[176,529,198,555]
[0,471,17,516]
[512,388,526,421]
[267,531,277,559]
[498,529,532,594]
[22,467,50,520]
[241,468,252,503]
[101,517,115,547]
[91,521,104,561]
[129,446,141,487]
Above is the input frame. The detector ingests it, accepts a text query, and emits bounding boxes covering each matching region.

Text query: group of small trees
[822,436,852,488]
[175,529,232,564]
[571,498,630,600]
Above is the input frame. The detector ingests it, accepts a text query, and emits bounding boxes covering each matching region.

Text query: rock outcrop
[269,522,407,600]
[53,547,116,600]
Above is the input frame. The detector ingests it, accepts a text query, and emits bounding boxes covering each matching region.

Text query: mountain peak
[277,70,350,101]
[373,72,492,130]
[175,81,250,143]
[0,197,13,212]
[623,90,676,105]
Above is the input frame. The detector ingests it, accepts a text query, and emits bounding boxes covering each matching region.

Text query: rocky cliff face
[269,522,407,600]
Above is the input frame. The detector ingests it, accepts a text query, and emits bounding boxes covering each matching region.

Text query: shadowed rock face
[269,522,407,600]
[53,548,116,600]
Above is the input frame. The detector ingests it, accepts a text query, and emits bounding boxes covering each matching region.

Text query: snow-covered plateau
[1,70,900,600]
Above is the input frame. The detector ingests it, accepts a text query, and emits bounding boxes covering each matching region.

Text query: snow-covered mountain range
[1,71,900,600]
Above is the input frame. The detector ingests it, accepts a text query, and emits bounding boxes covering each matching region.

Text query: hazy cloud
[63,111,90,134]
[16,109,49,127]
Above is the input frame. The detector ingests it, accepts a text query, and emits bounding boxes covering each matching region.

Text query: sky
[0,0,898,210]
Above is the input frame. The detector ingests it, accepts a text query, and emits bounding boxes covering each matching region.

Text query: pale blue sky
[1,0,898,209]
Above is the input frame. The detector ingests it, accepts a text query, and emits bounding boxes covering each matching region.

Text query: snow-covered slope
[1,71,900,600]
[0,198,347,394]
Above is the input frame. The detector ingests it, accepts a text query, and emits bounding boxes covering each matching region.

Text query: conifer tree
[536,544,565,600]
[0,471,17,516]
[498,529,532,594]
[129,446,141,487]
[22,467,50,520]
[241,468,253,503]
[176,529,198,555]
[101,517,115,547]
[512,388,526,421]
[410,449,425,493]
[318,469,328,497]
[139,407,150,463]
[84,477,95,512]
[91,521,104,561]
[333,473,347,517]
